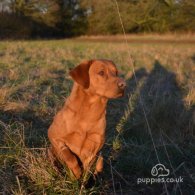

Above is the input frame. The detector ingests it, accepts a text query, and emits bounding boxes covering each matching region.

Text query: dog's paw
[72,166,82,179]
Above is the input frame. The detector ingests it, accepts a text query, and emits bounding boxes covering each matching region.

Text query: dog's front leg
[94,154,103,175]
[51,140,82,179]
[80,133,105,173]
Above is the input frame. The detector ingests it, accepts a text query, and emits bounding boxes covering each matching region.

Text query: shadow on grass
[105,60,195,194]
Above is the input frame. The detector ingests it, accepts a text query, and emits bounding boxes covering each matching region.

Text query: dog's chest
[80,115,105,131]
[65,117,106,157]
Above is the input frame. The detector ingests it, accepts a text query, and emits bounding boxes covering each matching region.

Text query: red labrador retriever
[48,59,126,179]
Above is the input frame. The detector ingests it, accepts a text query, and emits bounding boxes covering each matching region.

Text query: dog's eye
[98,70,104,76]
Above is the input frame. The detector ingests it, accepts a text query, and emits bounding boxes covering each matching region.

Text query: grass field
[0,36,195,194]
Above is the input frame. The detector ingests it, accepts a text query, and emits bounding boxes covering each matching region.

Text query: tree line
[0,0,194,39]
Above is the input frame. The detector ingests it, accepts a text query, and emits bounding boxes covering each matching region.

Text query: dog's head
[69,59,126,98]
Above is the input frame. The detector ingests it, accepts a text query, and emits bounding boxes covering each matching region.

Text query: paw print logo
[151,164,170,177]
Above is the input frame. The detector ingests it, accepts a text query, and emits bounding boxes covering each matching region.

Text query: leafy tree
[171,0,195,32]
[80,0,122,34]
[11,0,62,27]
[0,0,195,38]
[80,0,195,34]
[57,0,87,36]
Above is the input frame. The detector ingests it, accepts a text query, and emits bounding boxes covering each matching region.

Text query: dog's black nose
[118,79,126,90]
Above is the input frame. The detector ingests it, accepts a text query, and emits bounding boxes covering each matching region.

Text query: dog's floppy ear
[69,60,93,89]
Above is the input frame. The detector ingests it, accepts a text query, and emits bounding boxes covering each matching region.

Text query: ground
[0,35,195,194]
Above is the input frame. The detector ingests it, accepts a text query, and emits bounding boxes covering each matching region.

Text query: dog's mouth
[119,90,125,97]
[115,89,125,98]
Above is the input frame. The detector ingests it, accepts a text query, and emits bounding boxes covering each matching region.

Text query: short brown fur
[48,59,126,179]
